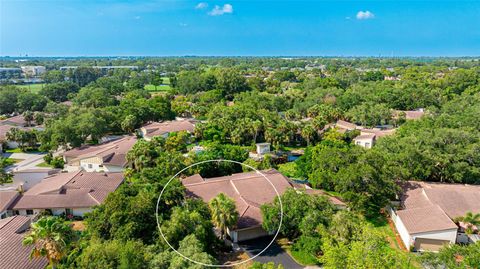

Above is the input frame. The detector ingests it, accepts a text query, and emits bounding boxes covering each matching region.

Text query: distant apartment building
[20,66,46,77]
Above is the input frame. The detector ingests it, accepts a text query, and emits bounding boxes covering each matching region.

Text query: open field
[144,84,171,92]
[18,83,46,93]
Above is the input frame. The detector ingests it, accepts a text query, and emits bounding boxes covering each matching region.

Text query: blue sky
[1,0,479,56]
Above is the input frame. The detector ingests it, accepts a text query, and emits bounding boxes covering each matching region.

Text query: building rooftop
[141,119,195,138]
[10,171,124,210]
[0,216,48,269]
[401,181,480,219]
[396,205,458,234]
[182,169,291,229]
[0,191,19,212]
[63,136,137,167]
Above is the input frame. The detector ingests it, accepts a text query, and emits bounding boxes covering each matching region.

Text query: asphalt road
[239,236,303,269]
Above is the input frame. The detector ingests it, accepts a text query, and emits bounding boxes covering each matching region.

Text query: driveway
[3,152,47,172]
[239,236,303,269]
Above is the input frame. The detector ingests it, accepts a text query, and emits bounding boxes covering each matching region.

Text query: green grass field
[18,83,46,93]
[144,84,171,92]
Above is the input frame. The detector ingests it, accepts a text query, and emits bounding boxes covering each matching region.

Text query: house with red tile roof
[9,171,123,217]
[0,216,48,269]
[63,136,137,172]
[138,119,195,141]
[182,169,346,242]
[390,181,480,252]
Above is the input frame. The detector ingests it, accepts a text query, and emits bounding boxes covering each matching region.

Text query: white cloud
[356,11,375,20]
[195,2,208,9]
[208,4,233,16]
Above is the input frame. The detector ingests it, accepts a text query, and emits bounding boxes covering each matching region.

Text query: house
[335,120,359,131]
[0,191,19,219]
[353,128,396,149]
[182,169,346,242]
[4,168,61,192]
[63,136,137,172]
[393,109,425,121]
[390,181,480,252]
[0,124,28,149]
[138,119,196,141]
[0,216,48,269]
[9,171,124,217]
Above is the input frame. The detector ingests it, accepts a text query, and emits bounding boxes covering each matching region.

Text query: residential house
[353,128,396,149]
[0,191,19,219]
[63,136,137,172]
[393,109,425,121]
[1,168,61,192]
[182,169,345,242]
[335,120,360,132]
[390,181,480,252]
[10,171,124,217]
[138,119,196,141]
[0,115,43,149]
[0,216,48,269]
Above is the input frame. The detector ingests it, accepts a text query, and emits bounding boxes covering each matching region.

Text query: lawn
[18,83,46,93]
[276,238,319,266]
[36,162,52,168]
[144,84,171,92]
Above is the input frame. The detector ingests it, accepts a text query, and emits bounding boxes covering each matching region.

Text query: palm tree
[23,216,75,268]
[455,211,480,235]
[208,193,239,240]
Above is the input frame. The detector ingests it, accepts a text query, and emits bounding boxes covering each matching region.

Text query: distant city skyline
[1,0,479,57]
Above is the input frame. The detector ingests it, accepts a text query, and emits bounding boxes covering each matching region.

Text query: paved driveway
[239,236,303,269]
[3,152,47,172]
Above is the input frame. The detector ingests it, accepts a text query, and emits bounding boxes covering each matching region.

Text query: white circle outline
[155,159,284,267]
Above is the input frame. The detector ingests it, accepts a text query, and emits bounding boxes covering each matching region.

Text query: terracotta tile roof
[10,172,124,210]
[183,169,292,229]
[0,191,19,212]
[0,115,27,127]
[142,120,195,137]
[401,181,480,219]
[393,110,425,120]
[396,205,458,234]
[396,181,480,235]
[0,216,48,269]
[335,120,358,130]
[63,136,137,167]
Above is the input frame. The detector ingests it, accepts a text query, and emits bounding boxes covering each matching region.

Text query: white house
[10,171,124,217]
[353,128,396,149]
[63,136,137,172]
[390,182,480,251]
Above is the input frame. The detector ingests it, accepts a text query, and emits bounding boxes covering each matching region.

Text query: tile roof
[393,110,425,120]
[335,120,358,130]
[142,120,195,137]
[182,169,292,229]
[0,125,30,141]
[401,181,480,219]
[396,181,480,235]
[0,191,19,212]
[0,115,27,127]
[63,136,137,167]
[10,172,124,210]
[396,205,458,234]
[0,216,48,269]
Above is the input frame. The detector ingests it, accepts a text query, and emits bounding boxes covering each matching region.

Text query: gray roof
[0,191,19,212]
